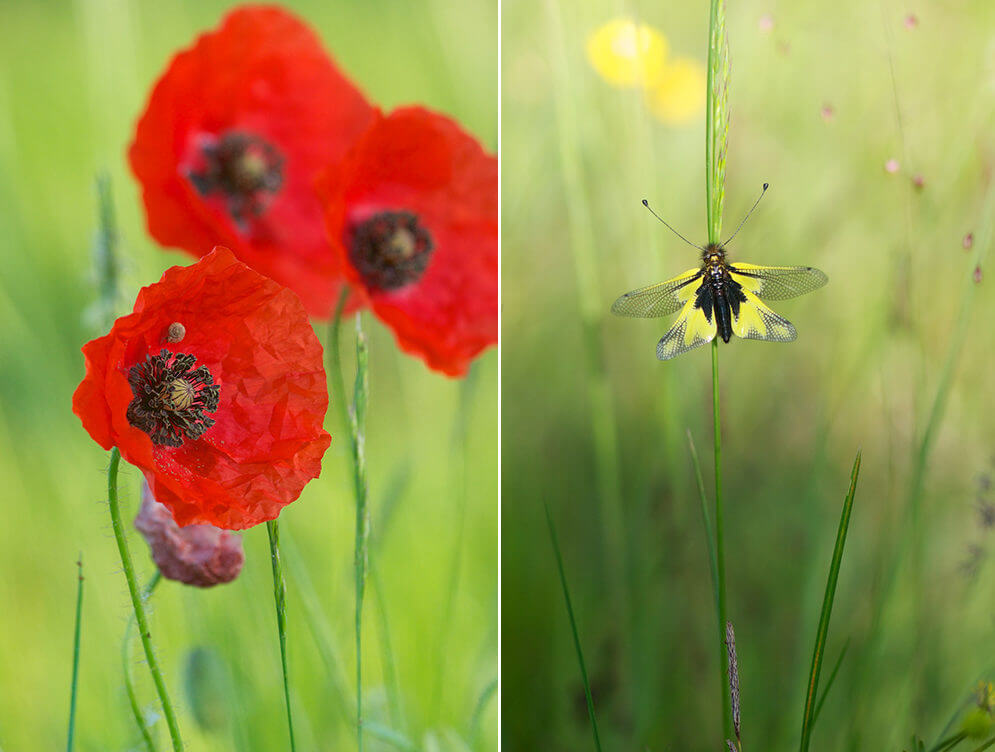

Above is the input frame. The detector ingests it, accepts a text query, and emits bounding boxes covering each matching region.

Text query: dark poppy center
[188,131,284,229]
[349,211,434,291]
[126,349,221,447]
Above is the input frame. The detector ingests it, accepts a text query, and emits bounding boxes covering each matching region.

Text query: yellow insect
[611,184,827,360]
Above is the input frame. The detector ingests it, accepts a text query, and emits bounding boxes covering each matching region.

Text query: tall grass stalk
[122,572,162,752]
[267,519,297,752]
[799,451,861,752]
[327,297,372,752]
[106,448,183,752]
[705,0,732,741]
[544,499,602,752]
[687,430,719,619]
[65,555,84,752]
[351,315,371,751]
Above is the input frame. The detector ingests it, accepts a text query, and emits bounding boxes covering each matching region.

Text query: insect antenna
[641,199,706,251]
[722,182,769,247]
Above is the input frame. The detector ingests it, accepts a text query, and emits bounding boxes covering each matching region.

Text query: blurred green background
[503,0,995,749]
[0,1,496,750]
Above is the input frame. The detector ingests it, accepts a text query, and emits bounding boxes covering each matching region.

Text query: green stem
[544,499,602,752]
[687,429,720,623]
[712,340,733,743]
[930,732,967,752]
[106,448,183,752]
[268,519,297,752]
[66,555,84,752]
[969,735,995,752]
[329,286,351,437]
[122,572,162,752]
[327,291,370,752]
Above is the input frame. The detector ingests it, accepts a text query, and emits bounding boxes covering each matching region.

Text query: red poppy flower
[128,4,375,318]
[319,106,498,377]
[72,247,331,530]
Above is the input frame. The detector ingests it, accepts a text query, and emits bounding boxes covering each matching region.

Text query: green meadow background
[503,0,995,750]
[0,1,496,750]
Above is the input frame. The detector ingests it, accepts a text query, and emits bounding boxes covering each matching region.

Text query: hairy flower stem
[122,572,162,752]
[268,519,297,752]
[106,448,183,752]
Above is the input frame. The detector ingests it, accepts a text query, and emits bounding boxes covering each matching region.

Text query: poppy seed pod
[135,480,244,587]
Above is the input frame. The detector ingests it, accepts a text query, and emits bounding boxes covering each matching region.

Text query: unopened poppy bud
[135,481,244,587]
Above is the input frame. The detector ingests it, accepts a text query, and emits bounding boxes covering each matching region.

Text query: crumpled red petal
[73,247,331,529]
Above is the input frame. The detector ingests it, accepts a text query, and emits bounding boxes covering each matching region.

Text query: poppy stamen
[188,130,284,229]
[349,210,434,291]
[126,349,220,447]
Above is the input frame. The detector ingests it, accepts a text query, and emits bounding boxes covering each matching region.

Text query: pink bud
[758,14,774,33]
[975,266,983,284]
[963,233,974,250]
[821,104,835,121]
[904,14,918,29]
[912,173,925,189]
[135,481,244,587]
[885,158,900,174]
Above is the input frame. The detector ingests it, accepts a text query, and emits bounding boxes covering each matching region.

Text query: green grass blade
[686,429,720,623]
[799,450,862,752]
[970,737,995,752]
[267,519,297,752]
[122,572,161,752]
[811,638,849,726]
[65,555,84,752]
[544,499,602,752]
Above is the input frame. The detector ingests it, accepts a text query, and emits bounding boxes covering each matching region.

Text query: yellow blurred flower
[645,58,707,125]
[586,18,668,87]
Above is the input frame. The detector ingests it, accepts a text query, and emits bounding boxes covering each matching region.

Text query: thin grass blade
[66,555,84,752]
[267,519,297,752]
[811,638,849,726]
[799,450,862,752]
[544,499,602,752]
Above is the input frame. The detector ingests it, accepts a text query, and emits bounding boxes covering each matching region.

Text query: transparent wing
[611,268,702,318]
[657,296,717,360]
[728,263,827,301]
[732,289,797,343]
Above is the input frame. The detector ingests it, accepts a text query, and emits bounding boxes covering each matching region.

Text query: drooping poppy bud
[135,480,244,587]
